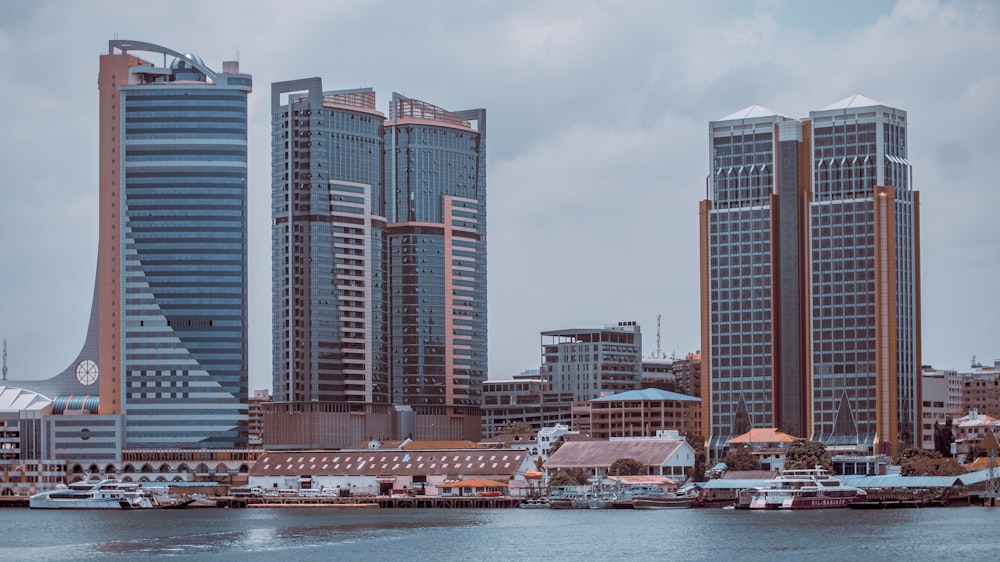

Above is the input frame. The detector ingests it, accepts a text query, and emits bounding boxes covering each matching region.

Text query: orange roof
[726,428,799,444]
[439,478,508,488]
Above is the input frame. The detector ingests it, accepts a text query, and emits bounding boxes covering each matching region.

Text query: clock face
[76,360,99,385]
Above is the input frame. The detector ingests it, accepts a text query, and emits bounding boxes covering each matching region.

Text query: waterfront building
[99,40,252,448]
[541,321,643,402]
[641,352,702,398]
[572,388,701,441]
[248,389,271,448]
[543,433,696,481]
[248,447,529,497]
[921,366,954,450]
[271,80,388,405]
[700,96,921,460]
[725,427,799,472]
[269,81,486,444]
[481,376,574,438]
[385,94,488,430]
[957,360,1000,419]
[951,409,1000,463]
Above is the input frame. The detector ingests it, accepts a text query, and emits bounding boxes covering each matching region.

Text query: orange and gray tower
[96,40,251,448]
[700,95,920,459]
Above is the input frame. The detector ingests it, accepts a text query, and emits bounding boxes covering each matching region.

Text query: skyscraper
[700,95,920,459]
[97,40,251,448]
[385,94,487,413]
[269,82,486,443]
[270,79,389,404]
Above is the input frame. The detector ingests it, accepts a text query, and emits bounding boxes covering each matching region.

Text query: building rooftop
[718,104,784,121]
[727,427,800,445]
[592,388,699,403]
[250,450,527,478]
[820,94,886,110]
[544,439,686,469]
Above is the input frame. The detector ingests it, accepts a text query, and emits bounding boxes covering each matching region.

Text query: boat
[29,478,156,510]
[519,498,550,509]
[631,486,697,509]
[747,466,867,510]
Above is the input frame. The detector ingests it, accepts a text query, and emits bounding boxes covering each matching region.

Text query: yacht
[29,478,156,510]
[748,466,866,510]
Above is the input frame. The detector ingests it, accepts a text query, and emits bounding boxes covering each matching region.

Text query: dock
[215,495,524,509]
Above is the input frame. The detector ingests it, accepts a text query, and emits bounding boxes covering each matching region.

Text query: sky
[0,0,997,393]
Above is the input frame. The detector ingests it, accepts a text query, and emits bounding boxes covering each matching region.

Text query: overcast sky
[0,0,997,392]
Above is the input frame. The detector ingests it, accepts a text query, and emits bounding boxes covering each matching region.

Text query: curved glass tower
[97,40,251,448]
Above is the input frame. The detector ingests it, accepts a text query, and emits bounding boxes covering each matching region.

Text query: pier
[214,495,524,509]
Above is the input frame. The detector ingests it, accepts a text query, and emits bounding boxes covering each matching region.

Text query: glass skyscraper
[270,82,486,439]
[270,79,389,404]
[95,40,251,448]
[386,94,488,410]
[700,95,920,460]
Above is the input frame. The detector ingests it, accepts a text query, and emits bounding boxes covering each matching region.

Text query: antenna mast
[2,339,7,381]
[656,314,663,359]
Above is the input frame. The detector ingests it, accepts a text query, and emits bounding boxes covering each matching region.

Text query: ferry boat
[747,466,866,510]
[29,478,156,510]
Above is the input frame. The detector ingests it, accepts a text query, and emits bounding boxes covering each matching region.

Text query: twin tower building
[29,40,486,453]
[28,40,919,459]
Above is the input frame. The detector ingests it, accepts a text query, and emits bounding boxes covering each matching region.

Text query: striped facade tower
[700,95,920,460]
[96,40,251,448]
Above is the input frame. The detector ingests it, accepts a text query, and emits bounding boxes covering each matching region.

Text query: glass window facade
[702,100,920,459]
[117,54,251,449]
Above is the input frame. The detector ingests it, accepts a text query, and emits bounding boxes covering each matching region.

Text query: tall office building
[271,79,389,404]
[96,40,252,448]
[385,94,487,412]
[269,82,486,443]
[700,95,920,459]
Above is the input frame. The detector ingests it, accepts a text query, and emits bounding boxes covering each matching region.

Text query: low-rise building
[725,428,799,472]
[248,447,532,497]
[573,388,701,441]
[543,433,696,482]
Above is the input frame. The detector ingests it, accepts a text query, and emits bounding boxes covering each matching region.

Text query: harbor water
[1,506,998,561]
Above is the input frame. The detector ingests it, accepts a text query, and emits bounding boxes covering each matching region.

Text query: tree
[933,418,955,457]
[609,457,645,476]
[721,447,762,471]
[909,456,966,476]
[893,447,967,476]
[783,440,833,473]
[547,468,590,488]
[501,422,535,435]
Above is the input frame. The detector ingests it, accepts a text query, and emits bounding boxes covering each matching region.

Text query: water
[1,506,998,561]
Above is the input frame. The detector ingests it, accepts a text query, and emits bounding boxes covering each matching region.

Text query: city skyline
[1,1,998,392]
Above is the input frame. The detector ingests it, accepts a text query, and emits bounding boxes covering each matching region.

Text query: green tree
[721,446,762,471]
[609,457,645,476]
[933,418,955,457]
[783,440,833,473]
[547,468,590,488]
[893,447,943,476]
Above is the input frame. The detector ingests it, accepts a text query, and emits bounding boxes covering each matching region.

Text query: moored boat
[747,466,866,510]
[30,478,155,510]
[519,498,550,509]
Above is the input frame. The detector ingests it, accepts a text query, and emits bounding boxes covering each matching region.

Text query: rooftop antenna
[2,339,7,381]
[655,314,663,359]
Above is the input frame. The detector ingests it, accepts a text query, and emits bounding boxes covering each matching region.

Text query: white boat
[29,478,156,510]
[747,466,866,510]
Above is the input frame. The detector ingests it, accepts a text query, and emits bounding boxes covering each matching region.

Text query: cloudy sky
[0,0,997,391]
